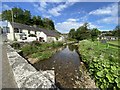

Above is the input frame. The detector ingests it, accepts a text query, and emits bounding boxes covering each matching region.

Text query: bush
[32,51,53,60]
[28,34,36,37]
[21,45,38,57]
[11,42,20,49]
[51,42,63,48]
[31,41,41,46]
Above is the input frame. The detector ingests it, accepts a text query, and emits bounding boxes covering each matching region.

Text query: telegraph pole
[11,10,15,41]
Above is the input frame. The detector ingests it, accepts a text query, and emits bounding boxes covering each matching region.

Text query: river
[33,44,96,88]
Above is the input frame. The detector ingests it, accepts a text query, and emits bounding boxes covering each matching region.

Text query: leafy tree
[32,16,43,27]
[2,10,12,21]
[91,28,101,41]
[112,25,120,38]
[2,7,56,31]
[68,28,76,39]
[23,10,31,25]
[75,23,91,40]
[42,18,55,30]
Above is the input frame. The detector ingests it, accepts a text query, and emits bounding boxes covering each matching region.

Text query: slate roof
[10,22,59,37]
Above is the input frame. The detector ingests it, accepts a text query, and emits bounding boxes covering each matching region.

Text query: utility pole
[11,9,15,41]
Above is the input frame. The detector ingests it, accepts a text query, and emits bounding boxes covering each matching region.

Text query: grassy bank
[78,40,120,89]
[12,41,63,63]
[107,40,120,47]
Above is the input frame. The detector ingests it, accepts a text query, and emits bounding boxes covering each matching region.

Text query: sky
[1,1,119,33]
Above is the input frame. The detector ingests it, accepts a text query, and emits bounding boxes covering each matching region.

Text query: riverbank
[78,40,120,89]
[33,44,97,88]
[11,41,63,64]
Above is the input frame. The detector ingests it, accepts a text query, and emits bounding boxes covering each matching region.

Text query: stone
[7,45,57,89]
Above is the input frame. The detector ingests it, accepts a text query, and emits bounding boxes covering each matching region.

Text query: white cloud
[33,2,75,17]
[55,18,82,33]
[89,3,118,24]
[88,22,100,29]
[67,18,79,22]
[2,4,11,10]
[89,3,118,16]
[2,0,119,2]
[42,14,51,18]
[55,18,99,33]
[33,1,47,12]
[97,16,118,24]
[48,2,75,16]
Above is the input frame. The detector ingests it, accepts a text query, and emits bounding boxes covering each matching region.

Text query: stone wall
[7,45,57,88]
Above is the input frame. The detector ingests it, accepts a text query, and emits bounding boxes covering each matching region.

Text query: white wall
[36,31,40,39]
[30,30,35,35]
[22,29,28,37]
[39,32,47,42]
[36,31,47,42]
[58,36,64,42]
[7,22,14,41]
[47,37,57,42]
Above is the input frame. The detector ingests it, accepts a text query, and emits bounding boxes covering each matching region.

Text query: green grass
[78,40,120,89]
[20,41,63,61]
[107,40,119,46]
[32,51,53,60]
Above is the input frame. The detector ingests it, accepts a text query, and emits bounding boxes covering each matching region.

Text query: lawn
[78,40,120,89]
[107,40,119,46]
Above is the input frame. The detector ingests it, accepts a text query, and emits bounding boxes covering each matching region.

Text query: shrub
[21,45,38,57]
[11,42,20,49]
[32,51,53,60]
[28,34,36,37]
[31,41,41,46]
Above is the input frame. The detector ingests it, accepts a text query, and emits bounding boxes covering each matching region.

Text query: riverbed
[33,44,96,88]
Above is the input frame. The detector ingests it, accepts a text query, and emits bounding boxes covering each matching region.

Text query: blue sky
[1,1,118,33]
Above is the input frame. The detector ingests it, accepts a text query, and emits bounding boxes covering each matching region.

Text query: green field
[108,40,119,46]
[78,40,120,89]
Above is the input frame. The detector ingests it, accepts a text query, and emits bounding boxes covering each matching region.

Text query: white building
[5,22,64,42]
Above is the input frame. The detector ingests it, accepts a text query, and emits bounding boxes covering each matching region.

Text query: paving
[2,43,18,88]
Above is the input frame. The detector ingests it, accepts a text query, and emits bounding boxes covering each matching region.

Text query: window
[7,27,10,33]
[35,31,36,34]
[28,30,30,34]
[14,28,19,33]
[20,29,22,33]
[2,27,10,33]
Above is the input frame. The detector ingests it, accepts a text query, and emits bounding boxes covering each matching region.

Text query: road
[1,34,17,88]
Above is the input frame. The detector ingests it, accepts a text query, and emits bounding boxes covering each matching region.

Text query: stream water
[33,44,90,88]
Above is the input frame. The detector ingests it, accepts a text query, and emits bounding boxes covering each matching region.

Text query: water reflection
[33,44,83,88]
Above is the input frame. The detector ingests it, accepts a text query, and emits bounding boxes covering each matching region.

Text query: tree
[23,10,31,25]
[75,23,91,40]
[91,28,101,41]
[2,7,56,31]
[68,28,76,39]
[2,10,12,21]
[42,18,55,30]
[112,25,120,38]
